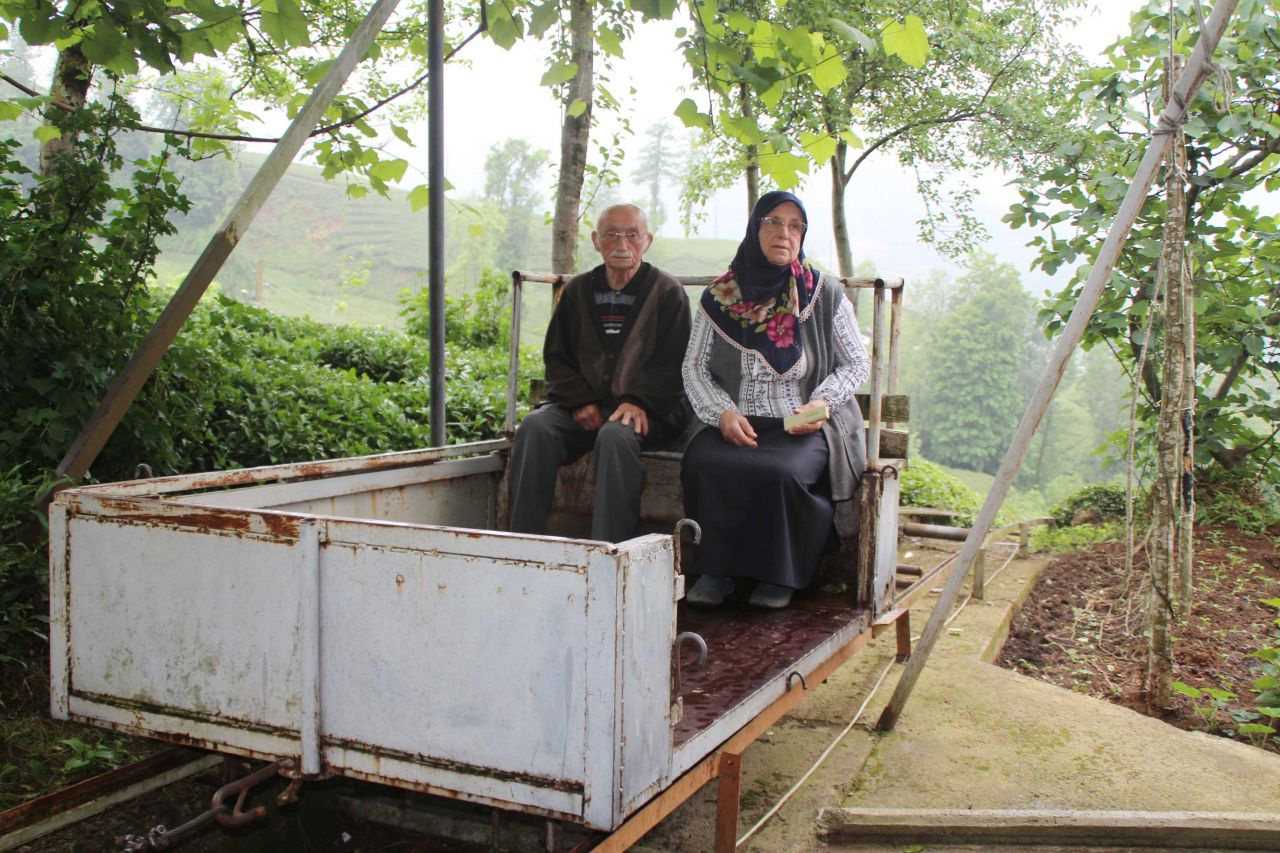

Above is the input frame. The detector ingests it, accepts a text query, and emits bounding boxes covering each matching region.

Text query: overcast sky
[430,1,1144,294]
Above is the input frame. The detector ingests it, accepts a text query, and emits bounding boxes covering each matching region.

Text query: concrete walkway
[634,538,1280,852]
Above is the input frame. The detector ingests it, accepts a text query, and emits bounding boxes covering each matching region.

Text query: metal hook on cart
[786,671,808,692]
[673,518,701,575]
[211,757,296,828]
[134,463,154,480]
[673,631,708,692]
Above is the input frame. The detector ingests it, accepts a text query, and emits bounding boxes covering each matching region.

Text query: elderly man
[508,204,691,542]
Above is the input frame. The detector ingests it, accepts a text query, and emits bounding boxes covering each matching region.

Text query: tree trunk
[41,44,92,176]
[739,78,757,213]
[1148,57,1188,712]
[831,143,854,277]
[551,0,594,274]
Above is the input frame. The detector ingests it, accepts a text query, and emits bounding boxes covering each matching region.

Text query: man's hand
[787,399,829,436]
[718,410,758,447]
[609,402,649,436]
[572,403,604,431]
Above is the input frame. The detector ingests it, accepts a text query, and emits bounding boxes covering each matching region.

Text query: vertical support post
[886,283,903,430]
[867,281,885,465]
[895,610,911,662]
[1018,521,1029,557]
[506,272,525,434]
[972,547,986,602]
[714,752,742,853]
[427,0,446,447]
[298,521,323,775]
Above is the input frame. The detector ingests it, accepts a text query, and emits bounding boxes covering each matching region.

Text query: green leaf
[799,131,837,164]
[33,125,61,143]
[1237,723,1275,734]
[751,21,777,61]
[596,26,623,58]
[391,124,413,145]
[18,15,60,45]
[305,60,334,86]
[1170,681,1202,698]
[566,98,587,119]
[407,184,430,212]
[809,45,847,93]
[346,183,369,199]
[674,98,712,131]
[757,150,808,189]
[0,100,24,122]
[530,2,559,38]
[722,113,765,146]
[881,15,930,68]
[268,0,311,47]
[369,158,408,183]
[632,0,678,21]
[540,61,579,87]
[487,7,523,50]
[838,129,862,148]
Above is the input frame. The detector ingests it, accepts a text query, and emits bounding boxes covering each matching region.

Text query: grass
[0,663,155,810]
[156,152,742,330]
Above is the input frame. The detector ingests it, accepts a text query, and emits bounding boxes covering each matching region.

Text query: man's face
[591,207,653,274]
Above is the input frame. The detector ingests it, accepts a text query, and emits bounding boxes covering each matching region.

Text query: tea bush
[1049,483,1127,527]
[900,460,981,527]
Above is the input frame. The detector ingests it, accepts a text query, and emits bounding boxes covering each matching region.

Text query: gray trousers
[508,404,647,543]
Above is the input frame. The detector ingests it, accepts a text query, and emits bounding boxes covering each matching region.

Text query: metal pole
[877,0,1240,731]
[46,0,405,497]
[428,0,446,447]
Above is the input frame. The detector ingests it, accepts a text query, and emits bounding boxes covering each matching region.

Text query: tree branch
[0,19,487,145]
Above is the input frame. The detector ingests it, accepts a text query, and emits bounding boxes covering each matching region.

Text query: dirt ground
[997,523,1280,749]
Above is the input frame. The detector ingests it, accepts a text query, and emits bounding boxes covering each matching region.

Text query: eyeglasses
[760,216,807,235]
[600,230,647,243]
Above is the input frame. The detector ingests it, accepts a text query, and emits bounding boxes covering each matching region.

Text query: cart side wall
[51,488,678,830]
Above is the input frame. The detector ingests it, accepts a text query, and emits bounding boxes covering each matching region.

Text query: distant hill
[155,152,739,329]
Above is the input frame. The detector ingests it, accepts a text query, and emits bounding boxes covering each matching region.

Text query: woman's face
[758,201,805,265]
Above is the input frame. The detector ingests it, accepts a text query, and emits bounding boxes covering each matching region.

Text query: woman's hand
[718,410,758,447]
[787,399,828,435]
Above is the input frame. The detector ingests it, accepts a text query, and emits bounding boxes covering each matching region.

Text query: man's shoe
[748,582,794,609]
[686,574,734,607]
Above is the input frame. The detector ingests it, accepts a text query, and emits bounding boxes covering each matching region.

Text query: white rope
[735,541,1019,847]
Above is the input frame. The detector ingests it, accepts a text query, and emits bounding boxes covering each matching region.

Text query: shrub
[401,268,513,349]
[1029,520,1124,555]
[900,460,981,527]
[0,467,51,667]
[1049,483,1127,527]
[1196,473,1280,535]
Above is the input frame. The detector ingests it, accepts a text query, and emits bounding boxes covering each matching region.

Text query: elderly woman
[682,191,870,609]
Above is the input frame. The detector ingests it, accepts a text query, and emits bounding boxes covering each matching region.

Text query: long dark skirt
[681,417,833,590]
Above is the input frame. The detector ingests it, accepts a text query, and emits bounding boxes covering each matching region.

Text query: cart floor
[674,596,868,744]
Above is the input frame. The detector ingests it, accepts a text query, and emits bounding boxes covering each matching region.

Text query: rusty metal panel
[615,535,679,822]
[48,503,70,721]
[53,471,684,831]
[178,454,501,512]
[65,516,307,731]
[316,533,592,790]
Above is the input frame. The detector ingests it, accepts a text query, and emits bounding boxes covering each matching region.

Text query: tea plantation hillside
[154,153,739,328]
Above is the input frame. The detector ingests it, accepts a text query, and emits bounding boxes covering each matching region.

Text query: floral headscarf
[699,190,818,374]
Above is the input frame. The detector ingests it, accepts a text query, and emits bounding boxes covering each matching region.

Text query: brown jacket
[543,263,692,442]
